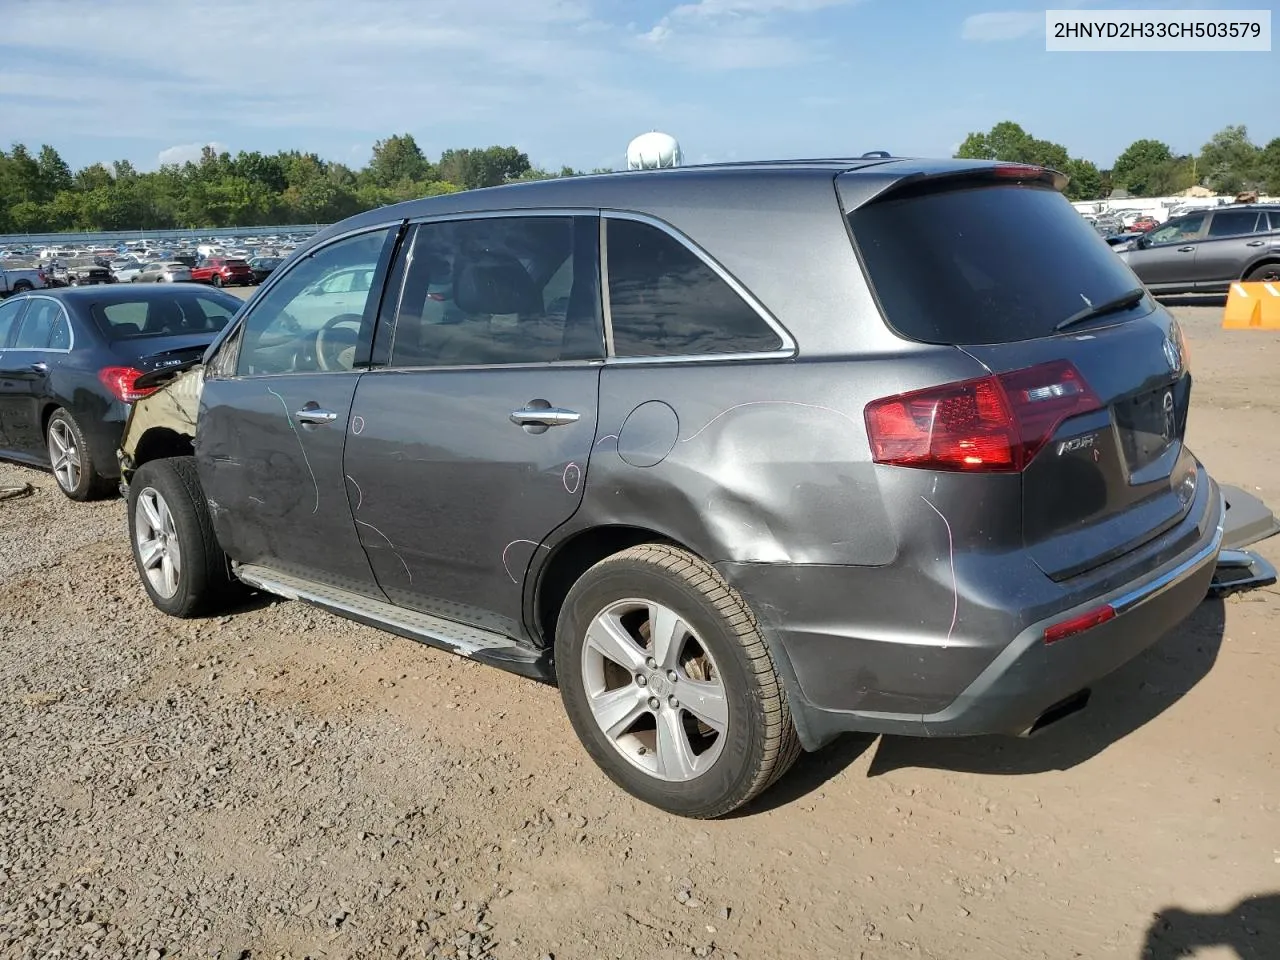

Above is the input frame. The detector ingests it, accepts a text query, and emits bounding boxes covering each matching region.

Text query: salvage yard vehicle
[118,157,1248,818]
[66,261,116,286]
[137,261,194,284]
[191,256,254,287]
[0,286,240,500]
[0,264,48,296]
[1120,204,1280,293]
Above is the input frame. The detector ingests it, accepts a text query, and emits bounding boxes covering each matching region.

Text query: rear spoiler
[837,160,1069,212]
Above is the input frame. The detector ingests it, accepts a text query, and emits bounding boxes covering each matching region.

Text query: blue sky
[0,0,1274,174]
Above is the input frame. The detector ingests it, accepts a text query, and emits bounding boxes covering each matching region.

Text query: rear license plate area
[1115,385,1178,471]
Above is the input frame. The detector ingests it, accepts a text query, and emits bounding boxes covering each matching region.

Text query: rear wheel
[1245,262,1280,283]
[128,456,239,617]
[12,280,32,293]
[555,544,801,818]
[47,409,113,501]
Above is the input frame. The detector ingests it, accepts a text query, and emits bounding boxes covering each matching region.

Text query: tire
[1245,262,1280,284]
[46,408,114,502]
[555,543,801,818]
[211,275,223,288]
[127,456,237,617]
[12,280,32,293]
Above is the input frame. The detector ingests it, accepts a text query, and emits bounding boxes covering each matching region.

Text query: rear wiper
[1055,287,1146,332]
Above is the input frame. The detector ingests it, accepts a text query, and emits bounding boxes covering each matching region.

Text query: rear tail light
[1043,603,1115,644]
[865,360,1102,473]
[98,366,157,403]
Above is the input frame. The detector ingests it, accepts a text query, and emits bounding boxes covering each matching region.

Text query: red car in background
[1130,216,1160,232]
[191,257,255,287]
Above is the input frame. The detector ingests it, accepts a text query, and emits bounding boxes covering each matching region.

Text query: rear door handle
[294,407,339,425]
[1178,246,1196,253]
[510,406,581,427]
[1246,240,1266,247]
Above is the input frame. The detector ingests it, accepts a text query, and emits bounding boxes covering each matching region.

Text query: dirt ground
[1,300,1278,960]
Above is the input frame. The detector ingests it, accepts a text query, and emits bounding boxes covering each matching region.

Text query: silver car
[137,261,193,283]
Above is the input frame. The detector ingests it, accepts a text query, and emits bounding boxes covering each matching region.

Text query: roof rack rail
[861,151,892,158]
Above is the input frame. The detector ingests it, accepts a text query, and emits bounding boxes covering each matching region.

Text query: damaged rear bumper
[722,474,1237,750]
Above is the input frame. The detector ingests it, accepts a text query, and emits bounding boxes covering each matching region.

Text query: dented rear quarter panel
[118,366,205,474]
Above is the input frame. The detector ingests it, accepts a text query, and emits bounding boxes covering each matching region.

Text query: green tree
[1111,139,1174,195]
[1198,125,1260,194]
[1258,137,1280,195]
[1064,158,1103,200]
[367,134,431,187]
[36,145,73,200]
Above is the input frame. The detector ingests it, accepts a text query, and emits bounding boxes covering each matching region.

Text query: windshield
[90,293,238,340]
[849,183,1144,344]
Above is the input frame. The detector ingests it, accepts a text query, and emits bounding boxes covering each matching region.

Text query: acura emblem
[1163,335,1181,372]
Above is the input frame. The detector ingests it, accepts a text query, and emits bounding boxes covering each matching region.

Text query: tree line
[955,121,1280,201]
[4,123,1277,235]
[0,134,611,235]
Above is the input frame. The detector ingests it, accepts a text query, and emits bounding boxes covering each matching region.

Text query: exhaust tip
[1021,689,1091,737]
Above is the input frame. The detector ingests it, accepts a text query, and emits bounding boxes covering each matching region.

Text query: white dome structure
[626,131,683,170]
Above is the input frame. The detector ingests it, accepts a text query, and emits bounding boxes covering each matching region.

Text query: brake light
[98,366,157,403]
[865,360,1102,473]
[993,164,1045,179]
[1043,603,1115,644]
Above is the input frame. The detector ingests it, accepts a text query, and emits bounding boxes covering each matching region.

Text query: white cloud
[960,11,1043,41]
[639,0,859,68]
[157,142,230,166]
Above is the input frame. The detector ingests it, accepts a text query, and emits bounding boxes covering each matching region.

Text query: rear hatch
[845,166,1196,580]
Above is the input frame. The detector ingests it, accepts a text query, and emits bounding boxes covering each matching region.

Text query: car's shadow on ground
[1141,893,1280,959]
[866,597,1226,778]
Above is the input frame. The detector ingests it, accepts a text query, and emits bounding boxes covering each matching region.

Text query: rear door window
[848,184,1148,345]
[604,218,783,357]
[0,298,28,346]
[13,299,70,350]
[1207,210,1262,238]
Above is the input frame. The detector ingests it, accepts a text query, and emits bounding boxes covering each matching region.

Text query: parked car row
[1117,203,1280,293]
[3,159,1274,818]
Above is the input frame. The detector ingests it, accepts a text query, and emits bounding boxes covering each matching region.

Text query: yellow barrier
[1223,281,1280,329]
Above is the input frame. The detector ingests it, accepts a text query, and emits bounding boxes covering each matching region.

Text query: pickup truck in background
[0,266,49,296]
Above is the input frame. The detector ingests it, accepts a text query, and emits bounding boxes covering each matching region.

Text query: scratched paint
[355,518,413,583]
[267,387,319,514]
[679,400,862,445]
[920,495,958,642]
[501,539,550,584]
[345,475,364,512]
[562,462,581,495]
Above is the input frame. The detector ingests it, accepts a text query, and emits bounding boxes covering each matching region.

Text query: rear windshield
[848,183,1143,344]
[225,259,249,267]
[90,294,237,340]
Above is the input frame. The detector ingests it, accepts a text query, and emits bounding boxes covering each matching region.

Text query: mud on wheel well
[535,526,683,648]
[133,428,196,468]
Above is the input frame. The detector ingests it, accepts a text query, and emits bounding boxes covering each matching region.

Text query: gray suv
[119,158,1224,818]
[1119,204,1280,293]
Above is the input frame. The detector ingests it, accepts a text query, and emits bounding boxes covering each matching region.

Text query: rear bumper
[722,474,1225,749]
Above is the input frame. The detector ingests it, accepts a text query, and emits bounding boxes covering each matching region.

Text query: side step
[233,563,554,682]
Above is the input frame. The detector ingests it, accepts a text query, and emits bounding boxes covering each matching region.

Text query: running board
[233,563,554,682]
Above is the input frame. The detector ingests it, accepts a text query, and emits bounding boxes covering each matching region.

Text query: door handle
[1177,246,1195,253]
[1246,240,1266,247]
[510,406,581,427]
[30,361,47,374]
[294,407,339,425]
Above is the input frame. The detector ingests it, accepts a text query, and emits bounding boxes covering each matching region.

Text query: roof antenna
[861,150,891,158]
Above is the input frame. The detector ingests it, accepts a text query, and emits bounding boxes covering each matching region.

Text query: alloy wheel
[580,598,728,782]
[134,487,182,599]
[48,420,81,492]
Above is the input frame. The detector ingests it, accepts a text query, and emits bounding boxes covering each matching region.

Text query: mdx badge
[1057,434,1097,456]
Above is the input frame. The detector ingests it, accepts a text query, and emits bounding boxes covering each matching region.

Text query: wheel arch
[1242,256,1280,280]
[532,524,689,649]
[132,426,196,471]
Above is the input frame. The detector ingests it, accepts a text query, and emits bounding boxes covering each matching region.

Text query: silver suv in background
[1119,204,1280,293]
[119,158,1225,818]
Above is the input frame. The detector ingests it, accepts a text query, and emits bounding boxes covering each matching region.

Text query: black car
[66,262,116,286]
[0,285,240,500]
[248,256,283,284]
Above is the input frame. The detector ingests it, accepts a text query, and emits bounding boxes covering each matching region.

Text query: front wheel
[128,456,238,617]
[555,544,801,818]
[211,275,223,288]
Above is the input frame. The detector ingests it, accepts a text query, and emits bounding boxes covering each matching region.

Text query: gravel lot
[2,300,1279,960]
